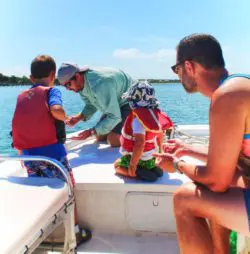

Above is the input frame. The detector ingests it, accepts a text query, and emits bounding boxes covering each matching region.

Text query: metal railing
[166,125,209,145]
[0,155,73,197]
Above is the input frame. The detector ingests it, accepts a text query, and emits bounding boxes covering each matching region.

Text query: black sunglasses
[171,61,184,74]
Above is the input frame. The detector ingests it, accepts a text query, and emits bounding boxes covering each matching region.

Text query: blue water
[0,84,209,155]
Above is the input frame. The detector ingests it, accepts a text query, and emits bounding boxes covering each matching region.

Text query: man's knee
[173,182,199,216]
[107,132,121,147]
[96,134,107,142]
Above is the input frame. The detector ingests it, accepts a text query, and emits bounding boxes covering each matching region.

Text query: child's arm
[129,133,145,177]
[14,149,23,155]
[50,105,68,122]
[157,131,165,153]
[48,87,68,122]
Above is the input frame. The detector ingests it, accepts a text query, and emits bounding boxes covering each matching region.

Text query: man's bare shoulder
[212,77,250,104]
[209,77,250,123]
[218,77,250,93]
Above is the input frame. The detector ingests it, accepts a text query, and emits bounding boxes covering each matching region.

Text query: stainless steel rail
[0,155,73,197]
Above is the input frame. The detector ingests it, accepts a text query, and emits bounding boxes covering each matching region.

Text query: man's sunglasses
[64,75,76,88]
[171,61,184,74]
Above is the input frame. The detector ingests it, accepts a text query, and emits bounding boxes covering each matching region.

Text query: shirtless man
[154,33,250,254]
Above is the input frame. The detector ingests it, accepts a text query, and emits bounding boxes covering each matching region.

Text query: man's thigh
[174,183,250,235]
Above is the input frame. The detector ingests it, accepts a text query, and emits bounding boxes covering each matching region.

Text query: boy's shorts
[25,156,75,186]
[116,155,163,182]
[117,155,156,169]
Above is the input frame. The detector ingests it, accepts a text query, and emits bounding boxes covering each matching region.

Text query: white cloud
[112,48,175,61]
[113,48,143,59]
[112,44,250,79]
[111,47,177,79]
[4,45,246,80]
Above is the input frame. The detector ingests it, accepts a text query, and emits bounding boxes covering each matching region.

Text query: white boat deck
[67,138,194,190]
[77,233,179,254]
[64,135,205,254]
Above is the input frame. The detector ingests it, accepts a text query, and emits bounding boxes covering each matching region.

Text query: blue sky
[1,0,250,79]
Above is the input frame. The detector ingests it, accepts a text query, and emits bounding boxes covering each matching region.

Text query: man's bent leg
[174,186,213,254]
[96,134,108,142]
[210,220,230,254]
[173,182,249,254]
[108,103,131,147]
[95,132,120,147]
[107,132,120,147]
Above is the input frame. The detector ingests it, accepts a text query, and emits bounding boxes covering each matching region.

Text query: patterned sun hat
[122,81,159,109]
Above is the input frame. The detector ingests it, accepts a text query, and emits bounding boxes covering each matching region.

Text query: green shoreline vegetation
[0,73,180,86]
[0,73,60,86]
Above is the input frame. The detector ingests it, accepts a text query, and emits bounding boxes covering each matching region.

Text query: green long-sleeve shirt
[79,68,136,135]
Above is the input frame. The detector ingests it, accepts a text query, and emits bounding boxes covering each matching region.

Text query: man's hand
[128,164,137,177]
[163,138,189,157]
[65,113,85,127]
[163,139,185,153]
[70,129,92,141]
[153,152,176,173]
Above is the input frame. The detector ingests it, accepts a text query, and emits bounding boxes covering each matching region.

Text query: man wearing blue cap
[57,64,136,147]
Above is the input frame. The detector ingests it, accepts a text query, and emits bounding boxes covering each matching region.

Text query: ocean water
[0,84,210,155]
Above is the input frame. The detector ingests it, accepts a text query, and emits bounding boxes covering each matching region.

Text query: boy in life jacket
[11,55,88,245]
[114,81,173,182]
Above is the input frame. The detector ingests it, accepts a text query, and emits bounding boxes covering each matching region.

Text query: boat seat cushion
[0,177,68,253]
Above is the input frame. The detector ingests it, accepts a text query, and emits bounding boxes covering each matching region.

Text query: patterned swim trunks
[24,156,75,186]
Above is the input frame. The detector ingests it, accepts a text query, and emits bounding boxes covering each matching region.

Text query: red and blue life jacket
[12,86,58,150]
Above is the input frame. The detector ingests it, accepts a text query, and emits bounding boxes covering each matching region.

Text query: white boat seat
[0,176,72,254]
[0,161,25,177]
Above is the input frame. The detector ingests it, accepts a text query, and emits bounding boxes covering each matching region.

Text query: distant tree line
[0,73,180,86]
[0,73,30,86]
[0,73,59,86]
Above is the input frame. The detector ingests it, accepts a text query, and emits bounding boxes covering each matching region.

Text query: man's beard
[182,82,198,93]
[181,72,198,94]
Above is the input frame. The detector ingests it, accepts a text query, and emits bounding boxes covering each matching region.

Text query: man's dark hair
[177,33,225,69]
[31,55,56,79]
